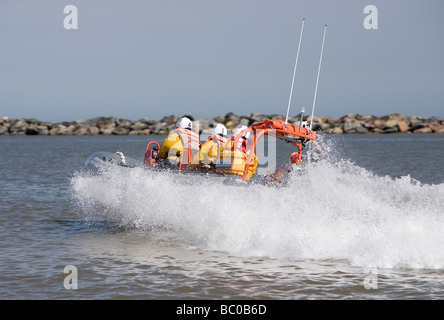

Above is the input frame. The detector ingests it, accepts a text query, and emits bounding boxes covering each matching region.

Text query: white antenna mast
[285,18,305,128]
[310,24,327,130]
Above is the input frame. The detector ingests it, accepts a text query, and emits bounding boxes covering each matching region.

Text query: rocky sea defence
[1,113,443,136]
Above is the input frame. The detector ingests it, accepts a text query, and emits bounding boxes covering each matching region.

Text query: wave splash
[70,140,444,270]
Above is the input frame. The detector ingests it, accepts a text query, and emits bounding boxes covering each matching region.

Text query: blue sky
[1,0,443,122]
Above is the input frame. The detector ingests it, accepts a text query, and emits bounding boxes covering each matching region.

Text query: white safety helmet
[233,125,250,139]
[213,124,227,137]
[176,117,192,130]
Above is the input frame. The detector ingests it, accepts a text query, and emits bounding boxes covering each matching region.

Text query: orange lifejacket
[215,137,249,176]
[175,127,201,170]
[206,134,228,149]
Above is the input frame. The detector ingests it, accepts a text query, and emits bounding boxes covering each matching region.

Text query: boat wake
[70,141,444,270]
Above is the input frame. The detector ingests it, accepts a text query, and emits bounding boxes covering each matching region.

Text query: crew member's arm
[201,140,218,167]
[245,153,258,181]
[159,133,181,161]
[189,139,208,168]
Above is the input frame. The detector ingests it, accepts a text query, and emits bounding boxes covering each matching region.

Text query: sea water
[0,134,443,299]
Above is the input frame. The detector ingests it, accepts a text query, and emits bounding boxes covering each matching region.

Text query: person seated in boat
[290,151,302,165]
[263,152,303,186]
[215,125,258,181]
[158,117,201,170]
[189,123,228,171]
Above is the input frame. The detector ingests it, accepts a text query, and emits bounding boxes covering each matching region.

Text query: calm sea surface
[0,134,443,300]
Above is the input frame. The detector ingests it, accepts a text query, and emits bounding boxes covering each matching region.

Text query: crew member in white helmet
[158,117,201,170]
[190,123,228,170]
[215,125,258,181]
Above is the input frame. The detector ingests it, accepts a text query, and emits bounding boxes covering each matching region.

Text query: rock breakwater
[1,113,443,136]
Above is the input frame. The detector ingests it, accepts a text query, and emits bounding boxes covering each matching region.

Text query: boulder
[341,113,358,121]
[130,121,150,131]
[24,118,42,125]
[85,117,109,127]
[225,121,235,129]
[358,114,374,122]
[326,118,340,128]
[49,124,75,135]
[383,119,399,129]
[356,126,370,133]
[409,124,425,132]
[319,122,332,131]
[0,116,10,123]
[96,117,116,130]
[0,125,10,135]
[40,122,52,129]
[9,119,28,135]
[213,115,225,123]
[343,119,368,133]
[403,116,413,126]
[372,119,385,129]
[270,114,286,121]
[26,125,49,135]
[427,123,444,133]
[397,121,409,133]
[426,116,440,124]
[58,125,76,135]
[74,125,95,135]
[382,119,400,133]
[89,126,100,135]
[383,127,399,134]
[224,112,240,124]
[389,113,403,121]
[306,115,322,124]
[362,121,375,130]
[334,122,344,129]
[161,115,179,124]
[100,127,114,135]
[250,113,267,123]
[328,127,343,134]
[149,122,168,134]
[140,128,151,135]
[192,118,212,134]
[115,118,132,129]
[49,124,64,135]
[287,117,299,124]
[112,126,129,135]
[413,127,433,133]
[410,116,426,128]
[239,118,250,126]
[371,128,384,134]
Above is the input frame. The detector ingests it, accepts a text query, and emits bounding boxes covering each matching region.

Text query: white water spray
[71,138,444,270]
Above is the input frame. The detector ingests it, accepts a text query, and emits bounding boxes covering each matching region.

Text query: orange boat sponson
[233,119,317,179]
